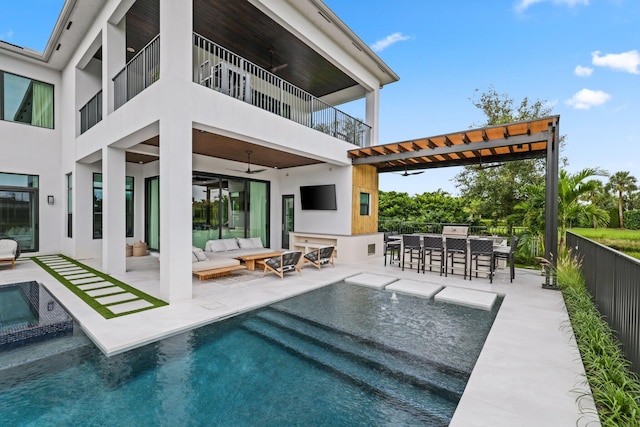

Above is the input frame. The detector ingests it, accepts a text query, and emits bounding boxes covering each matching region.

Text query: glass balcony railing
[193,33,370,147]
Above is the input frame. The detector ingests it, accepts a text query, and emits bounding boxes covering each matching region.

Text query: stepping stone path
[33,255,165,318]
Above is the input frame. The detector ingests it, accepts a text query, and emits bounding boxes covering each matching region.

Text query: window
[93,173,102,239]
[1,71,54,129]
[125,176,134,238]
[66,173,72,238]
[359,192,370,216]
[93,173,134,239]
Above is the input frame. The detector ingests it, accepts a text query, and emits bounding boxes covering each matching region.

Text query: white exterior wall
[0,54,63,255]
[277,164,352,236]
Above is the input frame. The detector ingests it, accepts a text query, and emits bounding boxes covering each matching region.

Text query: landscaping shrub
[608,208,620,228]
[623,210,640,230]
[554,249,640,426]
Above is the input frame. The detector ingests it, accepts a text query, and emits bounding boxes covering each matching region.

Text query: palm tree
[606,171,638,229]
[513,167,609,254]
[581,179,611,228]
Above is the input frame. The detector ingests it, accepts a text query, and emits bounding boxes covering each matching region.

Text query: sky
[1,0,638,196]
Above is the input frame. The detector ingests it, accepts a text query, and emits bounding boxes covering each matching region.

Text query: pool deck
[1,255,600,426]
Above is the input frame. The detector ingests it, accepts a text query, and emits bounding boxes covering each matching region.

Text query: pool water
[0,282,500,426]
[0,286,37,328]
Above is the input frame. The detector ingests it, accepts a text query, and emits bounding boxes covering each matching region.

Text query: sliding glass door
[145,176,160,251]
[192,173,269,249]
[0,173,39,252]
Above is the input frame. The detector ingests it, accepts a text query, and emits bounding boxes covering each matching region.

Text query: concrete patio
[0,254,600,426]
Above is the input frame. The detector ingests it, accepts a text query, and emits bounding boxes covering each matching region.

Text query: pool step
[242,318,454,425]
[256,309,467,398]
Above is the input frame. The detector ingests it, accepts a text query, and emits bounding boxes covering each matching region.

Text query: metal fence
[378,220,527,236]
[113,35,160,110]
[193,33,370,147]
[566,231,640,375]
[79,90,102,134]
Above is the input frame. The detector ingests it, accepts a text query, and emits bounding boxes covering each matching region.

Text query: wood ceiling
[125,0,358,98]
[349,117,560,172]
[135,130,323,169]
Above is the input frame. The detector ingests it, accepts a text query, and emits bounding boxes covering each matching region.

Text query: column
[158,0,194,302]
[365,86,380,147]
[102,146,126,275]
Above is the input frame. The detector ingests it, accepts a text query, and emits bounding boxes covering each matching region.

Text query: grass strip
[553,249,640,426]
[32,255,167,319]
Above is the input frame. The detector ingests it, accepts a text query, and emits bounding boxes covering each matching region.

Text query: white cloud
[574,65,593,77]
[591,50,640,74]
[565,88,611,109]
[371,33,411,52]
[515,0,588,12]
[0,30,14,41]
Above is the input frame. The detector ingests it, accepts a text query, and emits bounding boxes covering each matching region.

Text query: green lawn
[569,228,640,259]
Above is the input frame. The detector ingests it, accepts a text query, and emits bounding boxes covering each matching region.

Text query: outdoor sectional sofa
[192,237,274,280]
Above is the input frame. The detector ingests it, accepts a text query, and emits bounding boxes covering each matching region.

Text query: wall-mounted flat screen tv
[300,184,337,210]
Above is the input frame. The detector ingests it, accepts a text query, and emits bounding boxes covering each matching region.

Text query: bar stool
[445,237,467,279]
[402,234,423,273]
[469,238,495,283]
[422,235,444,275]
[383,232,400,266]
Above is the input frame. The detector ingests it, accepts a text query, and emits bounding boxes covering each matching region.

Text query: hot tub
[0,281,73,350]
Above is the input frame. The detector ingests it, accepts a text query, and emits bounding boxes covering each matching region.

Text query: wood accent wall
[351,165,379,235]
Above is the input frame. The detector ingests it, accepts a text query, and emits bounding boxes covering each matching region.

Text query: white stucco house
[0,0,399,302]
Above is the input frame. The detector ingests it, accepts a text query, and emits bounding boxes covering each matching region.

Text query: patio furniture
[235,250,285,271]
[445,237,467,279]
[303,245,336,270]
[422,235,444,275]
[494,236,519,282]
[401,234,423,273]
[192,246,246,280]
[0,238,20,269]
[469,238,495,283]
[383,232,400,266]
[263,251,302,279]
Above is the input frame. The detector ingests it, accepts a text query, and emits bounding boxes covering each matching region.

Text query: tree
[455,85,555,221]
[514,168,609,248]
[606,171,638,229]
[579,179,613,228]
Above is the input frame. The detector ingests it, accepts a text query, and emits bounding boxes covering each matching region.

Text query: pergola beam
[352,132,549,165]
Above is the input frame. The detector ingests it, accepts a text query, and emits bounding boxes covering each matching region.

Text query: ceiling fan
[269,48,288,73]
[471,160,505,171]
[393,166,424,177]
[227,150,267,175]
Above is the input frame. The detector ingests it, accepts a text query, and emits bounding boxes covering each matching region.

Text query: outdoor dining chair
[422,235,444,275]
[445,237,467,279]
[469,238,495,283]
[494,236,519,282]
[401,234,423,273]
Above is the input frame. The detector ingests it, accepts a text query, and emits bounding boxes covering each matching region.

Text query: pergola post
[543,117,560,289]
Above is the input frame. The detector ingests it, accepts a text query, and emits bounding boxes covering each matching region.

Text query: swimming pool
[0,282,500,426]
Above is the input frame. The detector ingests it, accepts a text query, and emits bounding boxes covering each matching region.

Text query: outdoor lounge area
[0,253,597,426]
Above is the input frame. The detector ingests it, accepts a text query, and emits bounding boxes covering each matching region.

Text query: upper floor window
[0,71,54,129]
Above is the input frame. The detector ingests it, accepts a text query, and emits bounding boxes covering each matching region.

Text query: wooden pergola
[348,115,560,287]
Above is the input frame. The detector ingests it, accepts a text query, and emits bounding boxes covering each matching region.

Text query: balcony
[193,33,371,147]
[79,90,102,134]
[113,35,160,110]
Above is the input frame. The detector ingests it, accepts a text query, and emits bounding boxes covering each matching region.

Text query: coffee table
[235,251,284,271]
